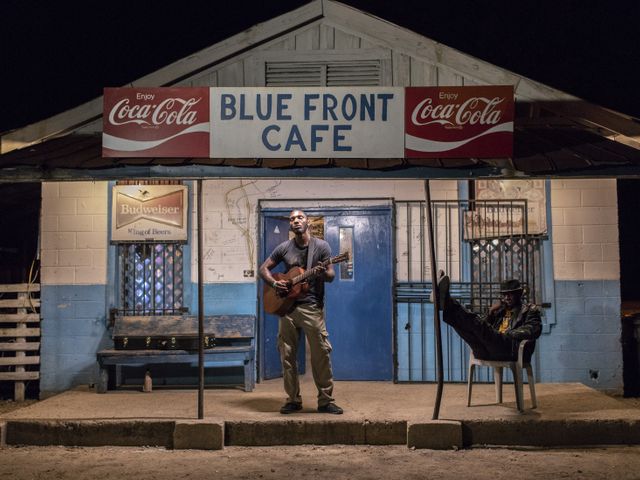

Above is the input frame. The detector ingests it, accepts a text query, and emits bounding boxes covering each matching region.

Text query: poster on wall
[463,179,547,239]
[111,185,188,242]
[404,86,514,158]
[103,87,210,158]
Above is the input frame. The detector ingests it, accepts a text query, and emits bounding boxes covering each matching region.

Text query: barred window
[118,243,184,315]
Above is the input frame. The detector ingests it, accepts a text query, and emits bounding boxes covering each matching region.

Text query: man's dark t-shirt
[269,237,331,307]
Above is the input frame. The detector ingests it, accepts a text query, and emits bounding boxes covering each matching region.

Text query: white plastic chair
[467,339,537,412]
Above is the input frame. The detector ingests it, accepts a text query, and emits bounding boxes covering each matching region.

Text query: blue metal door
[260,207,393,381]
[259,215,300,380]
[324,209,393,380]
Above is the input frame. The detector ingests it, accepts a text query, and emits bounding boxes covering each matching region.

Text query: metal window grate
[118,243,184,315]
[266,60,381,86]
[394,199,546,382]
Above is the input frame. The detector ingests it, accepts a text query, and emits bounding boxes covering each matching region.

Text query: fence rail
[0,283,40,401]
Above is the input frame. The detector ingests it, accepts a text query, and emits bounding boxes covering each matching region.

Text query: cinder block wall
[38,178,624,391]
[540,179,622,389]
[190,179,433,314]
[39,181,110,395]
[39,178,432,392]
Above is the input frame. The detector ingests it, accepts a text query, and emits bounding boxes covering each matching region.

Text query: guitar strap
[306,236,316,271]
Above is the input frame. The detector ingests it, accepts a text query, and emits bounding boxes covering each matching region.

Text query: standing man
[436,272,541,361]
[259,209,343,415]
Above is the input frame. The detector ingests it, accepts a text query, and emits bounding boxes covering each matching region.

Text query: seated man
[436,273,542,361]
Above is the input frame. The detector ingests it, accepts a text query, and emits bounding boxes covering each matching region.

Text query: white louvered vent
[266,60,381,86]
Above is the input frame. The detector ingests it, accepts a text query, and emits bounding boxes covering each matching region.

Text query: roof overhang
[2,108,640,182]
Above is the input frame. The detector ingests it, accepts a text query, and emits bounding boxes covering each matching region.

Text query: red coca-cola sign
[405,86,514,158]
[103,87,210,158]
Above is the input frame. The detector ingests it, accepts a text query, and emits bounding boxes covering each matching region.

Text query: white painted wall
[550,179,620,280]
[40,181,109,285]
[39,178,450,286]
[191,179,452,283]
[39,178,622,286]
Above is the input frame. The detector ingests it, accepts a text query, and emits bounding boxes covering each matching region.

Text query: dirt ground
[0,400,36,416]
[2,444,640,479]
[2,390,640,479]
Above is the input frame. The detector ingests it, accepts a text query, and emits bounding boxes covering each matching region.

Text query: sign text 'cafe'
[103,86,514,159]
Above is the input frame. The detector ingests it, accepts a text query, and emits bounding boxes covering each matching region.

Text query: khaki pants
[278,303,335,407]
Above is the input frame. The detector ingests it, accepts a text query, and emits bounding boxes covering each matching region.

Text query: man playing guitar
[259,209,343,415]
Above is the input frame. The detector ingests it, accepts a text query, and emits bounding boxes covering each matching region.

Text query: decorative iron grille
[394,199,547,382]
[118,243,184,315]
[469,236,543,311]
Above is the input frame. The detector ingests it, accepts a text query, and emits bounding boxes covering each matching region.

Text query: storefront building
[1,1,638,396]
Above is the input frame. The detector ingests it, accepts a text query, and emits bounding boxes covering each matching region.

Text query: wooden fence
[0,283,40,401]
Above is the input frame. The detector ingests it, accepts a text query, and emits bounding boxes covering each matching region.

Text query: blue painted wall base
[396,280,622,390]
[40,283,258,395]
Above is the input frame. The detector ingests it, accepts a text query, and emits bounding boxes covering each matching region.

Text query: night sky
[2,0,639,133]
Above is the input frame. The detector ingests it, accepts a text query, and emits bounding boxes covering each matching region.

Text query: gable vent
[266,60,381,86]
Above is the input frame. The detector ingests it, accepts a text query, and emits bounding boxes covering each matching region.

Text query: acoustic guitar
[263,252,349,316]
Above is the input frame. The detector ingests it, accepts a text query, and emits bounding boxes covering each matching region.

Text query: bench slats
[113,315,255,338]
[98,346,253,357]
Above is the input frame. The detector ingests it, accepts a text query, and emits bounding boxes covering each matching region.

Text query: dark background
[1,0,639,133]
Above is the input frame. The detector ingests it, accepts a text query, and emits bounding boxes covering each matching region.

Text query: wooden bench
[97,314,256,393]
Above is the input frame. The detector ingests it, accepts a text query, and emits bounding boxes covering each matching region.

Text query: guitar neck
[290,258,330,286]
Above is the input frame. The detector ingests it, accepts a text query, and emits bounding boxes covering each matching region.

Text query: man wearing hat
[435,272,541,361]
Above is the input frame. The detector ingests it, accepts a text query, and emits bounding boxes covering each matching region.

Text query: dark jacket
[485,303,542,360]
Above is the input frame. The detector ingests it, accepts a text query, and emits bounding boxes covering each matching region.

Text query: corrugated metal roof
[1,120,639,180]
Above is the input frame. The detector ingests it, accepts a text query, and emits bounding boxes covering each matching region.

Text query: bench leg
[97,366,108,394]
[115,365,122,388]
[244,360,254,392]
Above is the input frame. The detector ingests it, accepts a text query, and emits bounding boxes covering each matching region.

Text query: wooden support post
[197,179,205,420]
[425,180,444,420]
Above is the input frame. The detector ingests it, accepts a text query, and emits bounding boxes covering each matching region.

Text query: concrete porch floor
[2,377,640,449]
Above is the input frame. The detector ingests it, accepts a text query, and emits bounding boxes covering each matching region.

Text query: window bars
[118,243,184,315]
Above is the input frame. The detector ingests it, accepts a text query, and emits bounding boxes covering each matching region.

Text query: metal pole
[425,180,444,420]
[197,179,204,419]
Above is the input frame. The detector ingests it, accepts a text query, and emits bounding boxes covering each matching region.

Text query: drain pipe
[197,179,205,419]
[425,179,444,419]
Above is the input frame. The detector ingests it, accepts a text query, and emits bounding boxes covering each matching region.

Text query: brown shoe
[280,402,302,414]
[317,403,343,414]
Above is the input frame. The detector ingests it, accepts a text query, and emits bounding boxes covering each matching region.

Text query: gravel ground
[2,444,640,480]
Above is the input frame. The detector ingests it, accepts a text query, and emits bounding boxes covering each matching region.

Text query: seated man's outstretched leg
[437,272,513,360]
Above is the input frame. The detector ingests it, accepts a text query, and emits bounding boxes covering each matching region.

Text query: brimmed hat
[500,279,524,293]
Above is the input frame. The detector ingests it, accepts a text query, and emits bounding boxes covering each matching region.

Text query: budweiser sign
[404,86,514,158]
[111,185,188,242]
[103,88,210,158]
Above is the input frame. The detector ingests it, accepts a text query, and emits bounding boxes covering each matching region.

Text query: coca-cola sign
[101,86,515,159]
[103,88,210,158]
[405,86,514,158]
